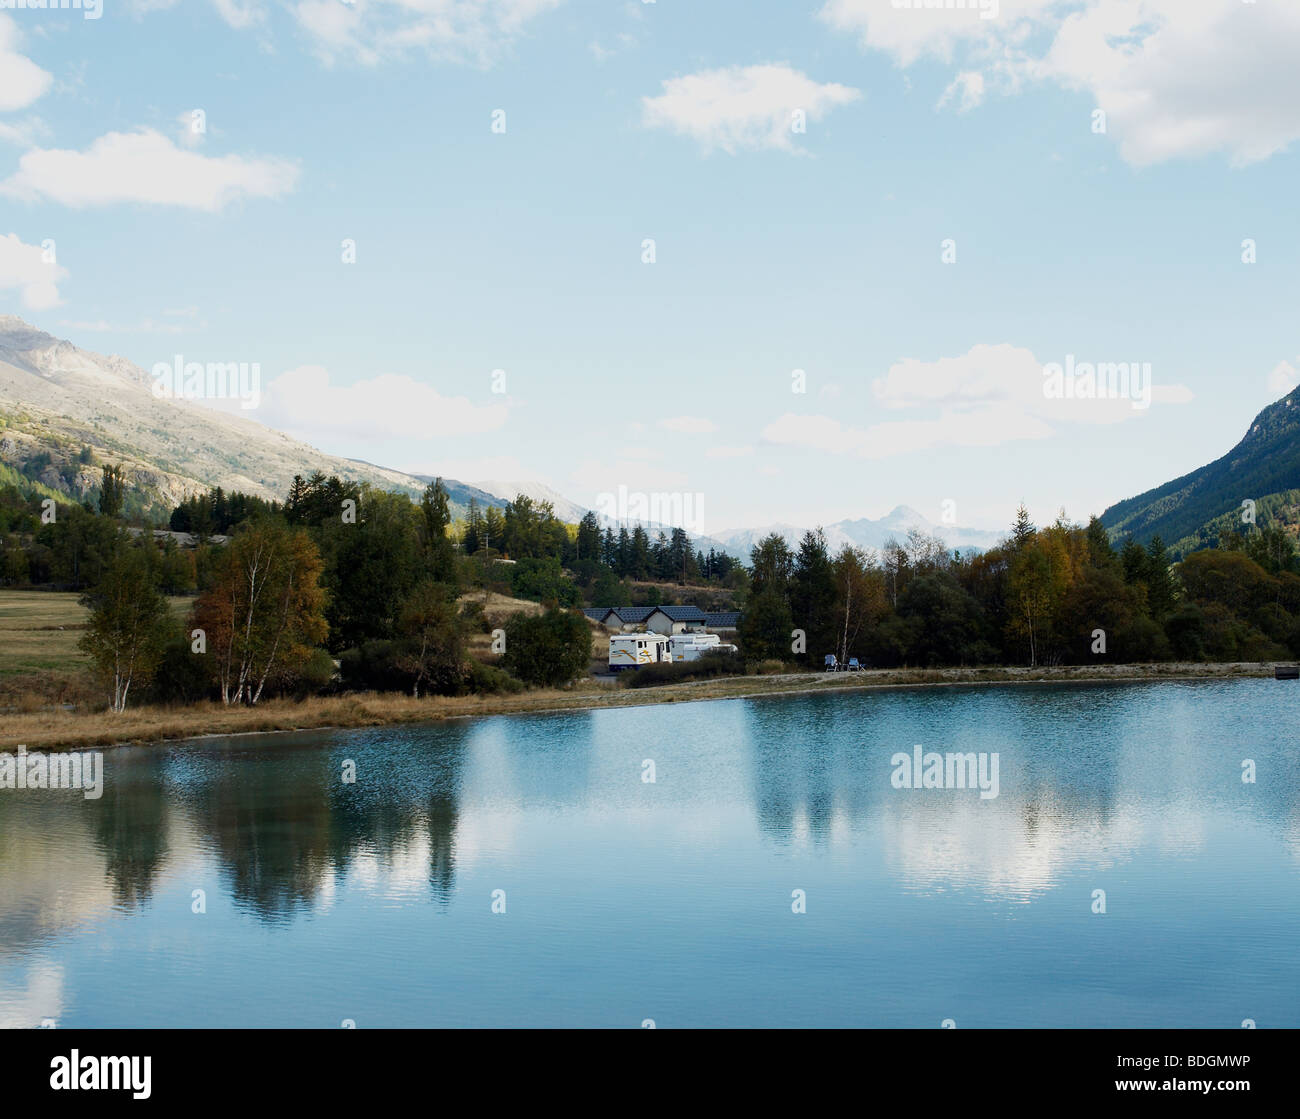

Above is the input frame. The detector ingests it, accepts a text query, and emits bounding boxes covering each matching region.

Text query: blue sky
[2,0,1299,536]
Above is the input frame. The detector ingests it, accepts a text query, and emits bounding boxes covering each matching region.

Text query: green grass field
[0,590,191,677]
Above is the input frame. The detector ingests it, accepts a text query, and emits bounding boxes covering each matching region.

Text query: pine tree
[98,464,126,519]
[463,498,482,555]
[1084,515,1118,571]
[1011,503,1035,549]
[1145,536,1174,617]
[419,479,457,585]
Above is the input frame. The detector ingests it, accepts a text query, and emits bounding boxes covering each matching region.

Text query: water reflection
[1,680,1299,1026]
[87,762,170,910]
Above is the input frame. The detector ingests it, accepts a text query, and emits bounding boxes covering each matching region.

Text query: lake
[2,679,1297,1028]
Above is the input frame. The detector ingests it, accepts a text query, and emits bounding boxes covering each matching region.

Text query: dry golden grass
[457,590,544,625]
[0,589,190,677]
[0,589,90,674]
[0,660,1274,752]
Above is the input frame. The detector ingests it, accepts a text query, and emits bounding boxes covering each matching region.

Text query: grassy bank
[0,660,1276,752]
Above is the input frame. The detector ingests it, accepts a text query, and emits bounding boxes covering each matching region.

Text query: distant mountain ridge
[1,317,1012,556]
[1100,385,1300,555]
[714,505,1004,559]
[0,315,438,512]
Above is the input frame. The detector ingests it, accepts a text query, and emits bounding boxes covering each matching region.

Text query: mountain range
[0,315,430,512]
[1100,385,1300,556]
[0,316,1060,560]
[713,507,1004,558]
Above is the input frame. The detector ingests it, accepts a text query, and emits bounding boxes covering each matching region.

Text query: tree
[1120,537,1148,585]
[1244,523,1297,575]
[738,588,794,663]
[881,539,909,607]
[897,572,986,666]
[324,488,422,649]
[39,504,123,589]
[1084,515,1119,573]
[79,548,172,711]
[482,505,504,556]
[395,580,465,697]
[98,464,127,519]
[1007,545,1053,666]
[1055,565,1139,662]
[284,472,360,528]
[668,527,693,581]
[194,519,328,705]
[1144,536,1175,618]
[616,527,631,575]
[1178,549,1276,617]
[502,607,591,687]
[1011,503,1036,550]
[832,545,886,664]
[630,525,650,578]
[463,498,483,555]
[419,479,458,585]
[576,511,602,563]
[748,533,794,597]
[790,529,836,663]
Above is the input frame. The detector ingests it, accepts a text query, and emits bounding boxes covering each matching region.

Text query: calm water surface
[2,679,1298,1028]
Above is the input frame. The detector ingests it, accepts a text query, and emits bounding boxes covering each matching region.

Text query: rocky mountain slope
[0,316,441,513]
[1101,386,1300,555]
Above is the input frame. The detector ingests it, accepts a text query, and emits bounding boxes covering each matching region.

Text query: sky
[1,0,1299,537]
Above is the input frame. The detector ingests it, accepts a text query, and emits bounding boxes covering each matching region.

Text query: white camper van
[667,633,738,662]
[608,633,672,671]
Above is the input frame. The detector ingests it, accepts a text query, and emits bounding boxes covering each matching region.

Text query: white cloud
[1041,1,1300,166]
[0,15,52,113]
[823,0,1300,167]
[659,415,717,434]
[763,404,1056,460]
[872,342,1190,420]
[0,118,45,148]
[762,342,1193,459]
[704,445,754,459]
[589,31,637,63]
[819,0,1055,67]
[290,0,563,66]
[938,70,985,113]
[404,455,544,483]
[0,129,299,210]
[257,366,510,442]
[569,458,689,496]
[210,0,264,30]
[57,316,206,335]
[1268,360,1300,398]
[641,63,861,154]
[129,0,265,30]
[0,232,67,310]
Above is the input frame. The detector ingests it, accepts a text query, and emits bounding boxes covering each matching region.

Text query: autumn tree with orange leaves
[193,519,328,705]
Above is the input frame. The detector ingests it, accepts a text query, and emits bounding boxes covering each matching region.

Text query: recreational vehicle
[667,633,738,662]
[608,633,672,671]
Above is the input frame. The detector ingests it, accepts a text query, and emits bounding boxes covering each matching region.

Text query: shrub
[465,660,525,694]
[509,556,580,607]
[502,607,591,687]
[622,651,746,688]
[338,640,408,692]
[291,648,337,697]
[148,634,213,705]
[1114,616,1172,662]
[459,599,490,634]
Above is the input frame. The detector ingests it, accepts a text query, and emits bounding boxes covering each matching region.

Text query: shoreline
[0,661,1279,752]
